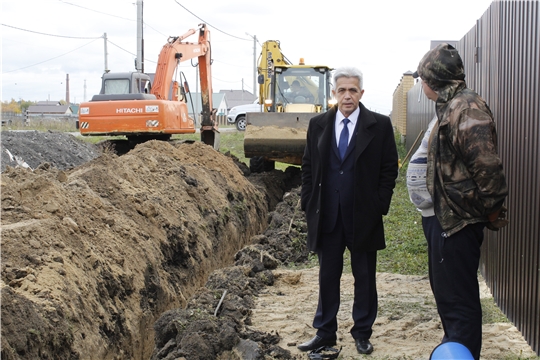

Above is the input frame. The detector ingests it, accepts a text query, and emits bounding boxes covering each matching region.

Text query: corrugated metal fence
[405,1,539,354]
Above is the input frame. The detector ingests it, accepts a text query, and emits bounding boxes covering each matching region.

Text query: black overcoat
[300,103,399,252]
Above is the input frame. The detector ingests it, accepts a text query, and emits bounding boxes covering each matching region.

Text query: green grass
[378,172,428,276]
[1,117,77,132]
[481,297,510,324]
[376,134,429,275]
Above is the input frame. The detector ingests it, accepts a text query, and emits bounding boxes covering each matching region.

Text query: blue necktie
[338,118,350,160]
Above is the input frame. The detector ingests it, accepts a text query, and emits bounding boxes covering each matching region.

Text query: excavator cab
[101,72,151,95]
[90,72,157,102]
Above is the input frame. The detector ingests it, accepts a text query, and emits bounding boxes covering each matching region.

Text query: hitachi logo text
[116,108,143,113]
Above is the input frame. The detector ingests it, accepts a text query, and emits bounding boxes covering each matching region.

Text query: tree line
[1,99,68,114]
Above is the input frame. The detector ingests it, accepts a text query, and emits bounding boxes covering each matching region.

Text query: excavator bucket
[244,112,313,166]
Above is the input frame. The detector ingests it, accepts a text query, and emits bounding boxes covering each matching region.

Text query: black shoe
[297,335,337,352]
[355,338,373,354]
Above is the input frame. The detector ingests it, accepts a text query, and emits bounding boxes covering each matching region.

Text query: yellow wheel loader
[244,40,333,172]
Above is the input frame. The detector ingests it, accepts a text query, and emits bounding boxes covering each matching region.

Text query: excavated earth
[1,131,307,360]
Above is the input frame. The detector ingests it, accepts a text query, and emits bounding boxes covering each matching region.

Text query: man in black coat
[298,66,398,355]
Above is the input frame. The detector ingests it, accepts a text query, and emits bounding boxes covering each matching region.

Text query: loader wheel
[235,116,247,131]
[249,156,275,173]
[249,157,264,173]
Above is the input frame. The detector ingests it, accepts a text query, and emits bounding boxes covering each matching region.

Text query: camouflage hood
[414,43,466,103]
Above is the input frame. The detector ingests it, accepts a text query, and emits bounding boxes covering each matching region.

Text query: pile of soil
[1,131,304,359]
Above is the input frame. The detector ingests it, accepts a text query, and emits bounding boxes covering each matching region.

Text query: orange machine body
[79,98,194,136]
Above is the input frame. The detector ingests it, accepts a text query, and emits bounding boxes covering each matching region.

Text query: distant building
[219,90,257,110]
[391,71,415,138]
[69,104,80,115]
[26,101,73,117]
[186,93,228,122]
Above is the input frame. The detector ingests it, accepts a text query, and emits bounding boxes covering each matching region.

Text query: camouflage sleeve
[455,108,508,214]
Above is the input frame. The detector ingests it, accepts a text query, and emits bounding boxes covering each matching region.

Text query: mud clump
[1,131,307,360]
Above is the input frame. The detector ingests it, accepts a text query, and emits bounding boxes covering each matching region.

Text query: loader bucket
[244,112,313,166]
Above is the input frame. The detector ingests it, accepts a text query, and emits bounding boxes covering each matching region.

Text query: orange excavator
[78,23,219,149]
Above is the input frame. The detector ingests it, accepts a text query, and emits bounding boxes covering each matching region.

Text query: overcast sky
[1,0,494,114]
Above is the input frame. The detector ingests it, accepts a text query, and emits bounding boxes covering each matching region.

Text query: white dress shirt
[335,107,360,146]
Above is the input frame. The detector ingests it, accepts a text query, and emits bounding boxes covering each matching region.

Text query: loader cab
[269,66,333,113]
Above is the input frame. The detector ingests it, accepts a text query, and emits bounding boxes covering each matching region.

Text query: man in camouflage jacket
[414,43,508,360]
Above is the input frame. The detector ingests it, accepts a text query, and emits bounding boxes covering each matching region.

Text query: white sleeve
[406,117,437,210]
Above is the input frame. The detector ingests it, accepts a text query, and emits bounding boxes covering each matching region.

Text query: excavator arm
[151,23,218,148]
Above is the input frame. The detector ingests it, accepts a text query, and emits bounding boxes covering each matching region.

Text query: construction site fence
[405,1,539,354]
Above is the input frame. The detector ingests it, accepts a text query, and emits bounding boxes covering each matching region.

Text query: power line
[107,40,157,64]
[106,40,134,56]
[3,22,158,68]
[2,39,101,74]
[59,0,169,38]
[59,1,134,22]
[173,1,251,41]
[3,2,255,92]
[143,23,168,38]
[1,23,102,39]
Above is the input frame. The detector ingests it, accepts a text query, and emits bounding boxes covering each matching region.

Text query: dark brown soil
[1,131,307,360]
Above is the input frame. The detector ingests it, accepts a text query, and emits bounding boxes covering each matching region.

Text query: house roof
[27,105,72,115]
[35,101,62,106]
[219,90,257,109]
[69,104,80,114]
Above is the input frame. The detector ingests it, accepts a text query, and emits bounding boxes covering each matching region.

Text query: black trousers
[314,218,377,341]
[422,215,485,360]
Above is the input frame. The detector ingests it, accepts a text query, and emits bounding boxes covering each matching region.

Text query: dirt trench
[1,132,305,360]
